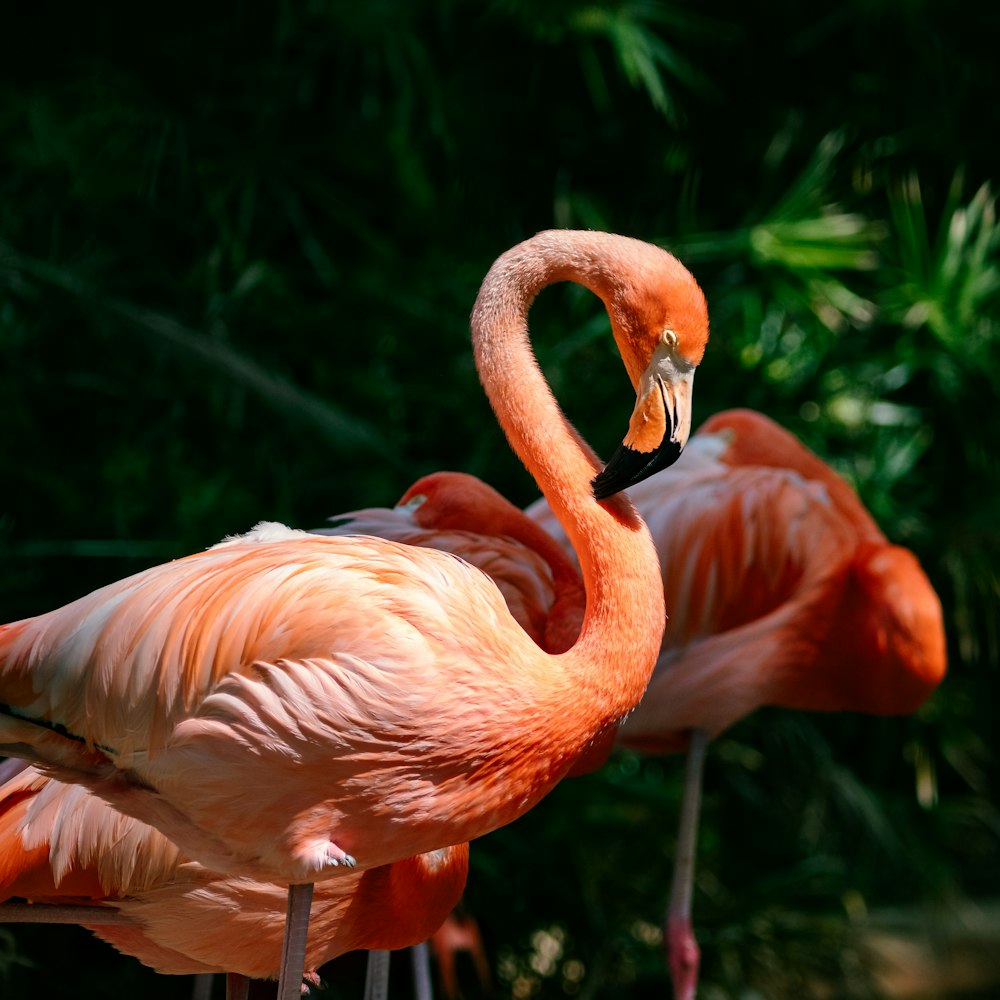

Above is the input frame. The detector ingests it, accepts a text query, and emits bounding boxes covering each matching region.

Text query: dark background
[1,2,998,997]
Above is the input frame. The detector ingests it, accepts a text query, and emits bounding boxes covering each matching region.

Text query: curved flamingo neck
[471,231,666,720]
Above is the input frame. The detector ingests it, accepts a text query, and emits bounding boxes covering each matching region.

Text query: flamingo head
[396,472,515,533]
[593,244,709,499]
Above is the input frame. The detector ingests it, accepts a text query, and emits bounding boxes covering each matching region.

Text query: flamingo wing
[0,761,468,978]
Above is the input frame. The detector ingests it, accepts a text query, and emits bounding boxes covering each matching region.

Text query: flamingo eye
[660,328,678,350]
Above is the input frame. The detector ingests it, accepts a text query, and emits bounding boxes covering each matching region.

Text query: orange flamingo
[0,230,709,1000]
[0,471,588,996]
[529,408,947,1000]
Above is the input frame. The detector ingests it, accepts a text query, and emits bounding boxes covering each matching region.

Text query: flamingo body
[1,527,587,880]
[0,471,589,981]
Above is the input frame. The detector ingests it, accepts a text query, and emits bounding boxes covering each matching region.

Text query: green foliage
[1,1,998,996]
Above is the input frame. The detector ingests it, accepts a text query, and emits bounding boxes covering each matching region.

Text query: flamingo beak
[592,344,695,499]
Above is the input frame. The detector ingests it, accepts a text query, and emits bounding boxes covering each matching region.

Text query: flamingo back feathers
[701,408,884,540]
[0,531,527,754]
[628,461,853,645]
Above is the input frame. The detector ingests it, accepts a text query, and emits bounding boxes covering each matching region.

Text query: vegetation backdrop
[1,1,998,997]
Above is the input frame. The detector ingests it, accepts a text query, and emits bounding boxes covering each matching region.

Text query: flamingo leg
[225,973,250,1000]
[277,882,314,1000]
[190,973,213,1000]
[411,942,434,1000]
[666,727,708,1000]
[364,950,391,1000]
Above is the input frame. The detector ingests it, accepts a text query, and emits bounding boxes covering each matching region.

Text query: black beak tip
[591,438,684,500]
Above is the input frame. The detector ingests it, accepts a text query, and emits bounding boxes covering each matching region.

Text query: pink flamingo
[529,408,947,999]
[0,471,589,996]
[0,230,710,1000]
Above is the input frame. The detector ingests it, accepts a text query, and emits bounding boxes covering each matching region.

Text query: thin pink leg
[277,882,314,1000]
[666,727,708,1000]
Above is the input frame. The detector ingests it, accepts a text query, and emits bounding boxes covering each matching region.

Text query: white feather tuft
[210,522,313,549]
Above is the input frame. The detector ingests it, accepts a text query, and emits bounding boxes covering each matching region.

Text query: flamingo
[0,230,710,1000]
[528,408,947,999]
[0,471,587,995]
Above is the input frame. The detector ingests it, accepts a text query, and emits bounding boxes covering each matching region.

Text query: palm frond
[885,176,1000,365]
